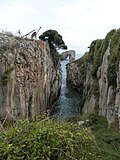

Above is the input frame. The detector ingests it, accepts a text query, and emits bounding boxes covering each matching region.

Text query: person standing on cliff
[31,27,42,40]
[31,31,37,39]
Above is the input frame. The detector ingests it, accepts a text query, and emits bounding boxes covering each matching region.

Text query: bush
[0,117,98,160]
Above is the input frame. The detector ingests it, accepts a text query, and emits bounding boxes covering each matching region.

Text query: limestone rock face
[60,50,75,62]
[0,33,61,119]
[66,29,120,130]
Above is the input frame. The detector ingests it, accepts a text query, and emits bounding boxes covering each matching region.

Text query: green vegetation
[90,79,99,98]
[107,29,120,87]
[89,114,120,160]
[74,50,100,99]
[75,52,89,80]
[0,114,120,160]
[88,30,115,78]
[88,39,108,77]
[39,29,67,51]
[105,29,116,41]
[67,114,120,160]
[74,28,120,102]
[50,48,61,67]
[107,60,117,87]
[1,65,15,85]
[39,29,68,66]
[88,29,117,79]
[0,116,98,160]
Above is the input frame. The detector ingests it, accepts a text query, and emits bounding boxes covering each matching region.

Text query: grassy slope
[90,115,120,160]
[67,114,120,160]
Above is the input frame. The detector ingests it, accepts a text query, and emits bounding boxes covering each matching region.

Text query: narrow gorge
[0,29,120,131]
[51,60,80,118]
[0,29,120,159]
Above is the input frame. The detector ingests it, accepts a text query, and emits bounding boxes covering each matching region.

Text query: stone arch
[60,50,75,62]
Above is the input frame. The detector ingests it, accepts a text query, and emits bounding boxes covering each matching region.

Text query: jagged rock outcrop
[67,29,120,130]
[0,33,61,119]
[60,50,75,62]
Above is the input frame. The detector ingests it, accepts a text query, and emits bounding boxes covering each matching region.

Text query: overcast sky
[0,0,120,57]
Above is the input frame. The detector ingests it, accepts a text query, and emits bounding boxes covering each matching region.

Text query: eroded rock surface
[0,33,61,119]
[67,29,120,130]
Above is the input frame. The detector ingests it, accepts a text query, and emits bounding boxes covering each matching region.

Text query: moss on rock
[1,65,15,85]
[88,39,109,77]
[107,29,120,87]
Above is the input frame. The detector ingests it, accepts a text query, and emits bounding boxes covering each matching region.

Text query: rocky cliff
[0,33,61,119]
[67,29,120,130]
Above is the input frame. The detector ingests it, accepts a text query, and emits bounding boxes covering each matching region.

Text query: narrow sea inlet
[51,60,80,118]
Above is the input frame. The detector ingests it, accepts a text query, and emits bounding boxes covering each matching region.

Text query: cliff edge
[0,33,61,119]
[67,29,120,130]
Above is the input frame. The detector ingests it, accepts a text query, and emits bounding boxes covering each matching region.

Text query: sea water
[51,60,80,118]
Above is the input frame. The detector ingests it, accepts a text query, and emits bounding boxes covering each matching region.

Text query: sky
[0,0,120,58]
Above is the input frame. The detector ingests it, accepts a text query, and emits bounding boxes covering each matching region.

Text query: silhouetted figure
[31,31,37,39]
[31,27,42,40]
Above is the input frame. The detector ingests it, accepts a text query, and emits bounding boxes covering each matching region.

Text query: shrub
[0,118,98,160]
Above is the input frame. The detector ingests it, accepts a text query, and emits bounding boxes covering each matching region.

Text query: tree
[39,29,67,50]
